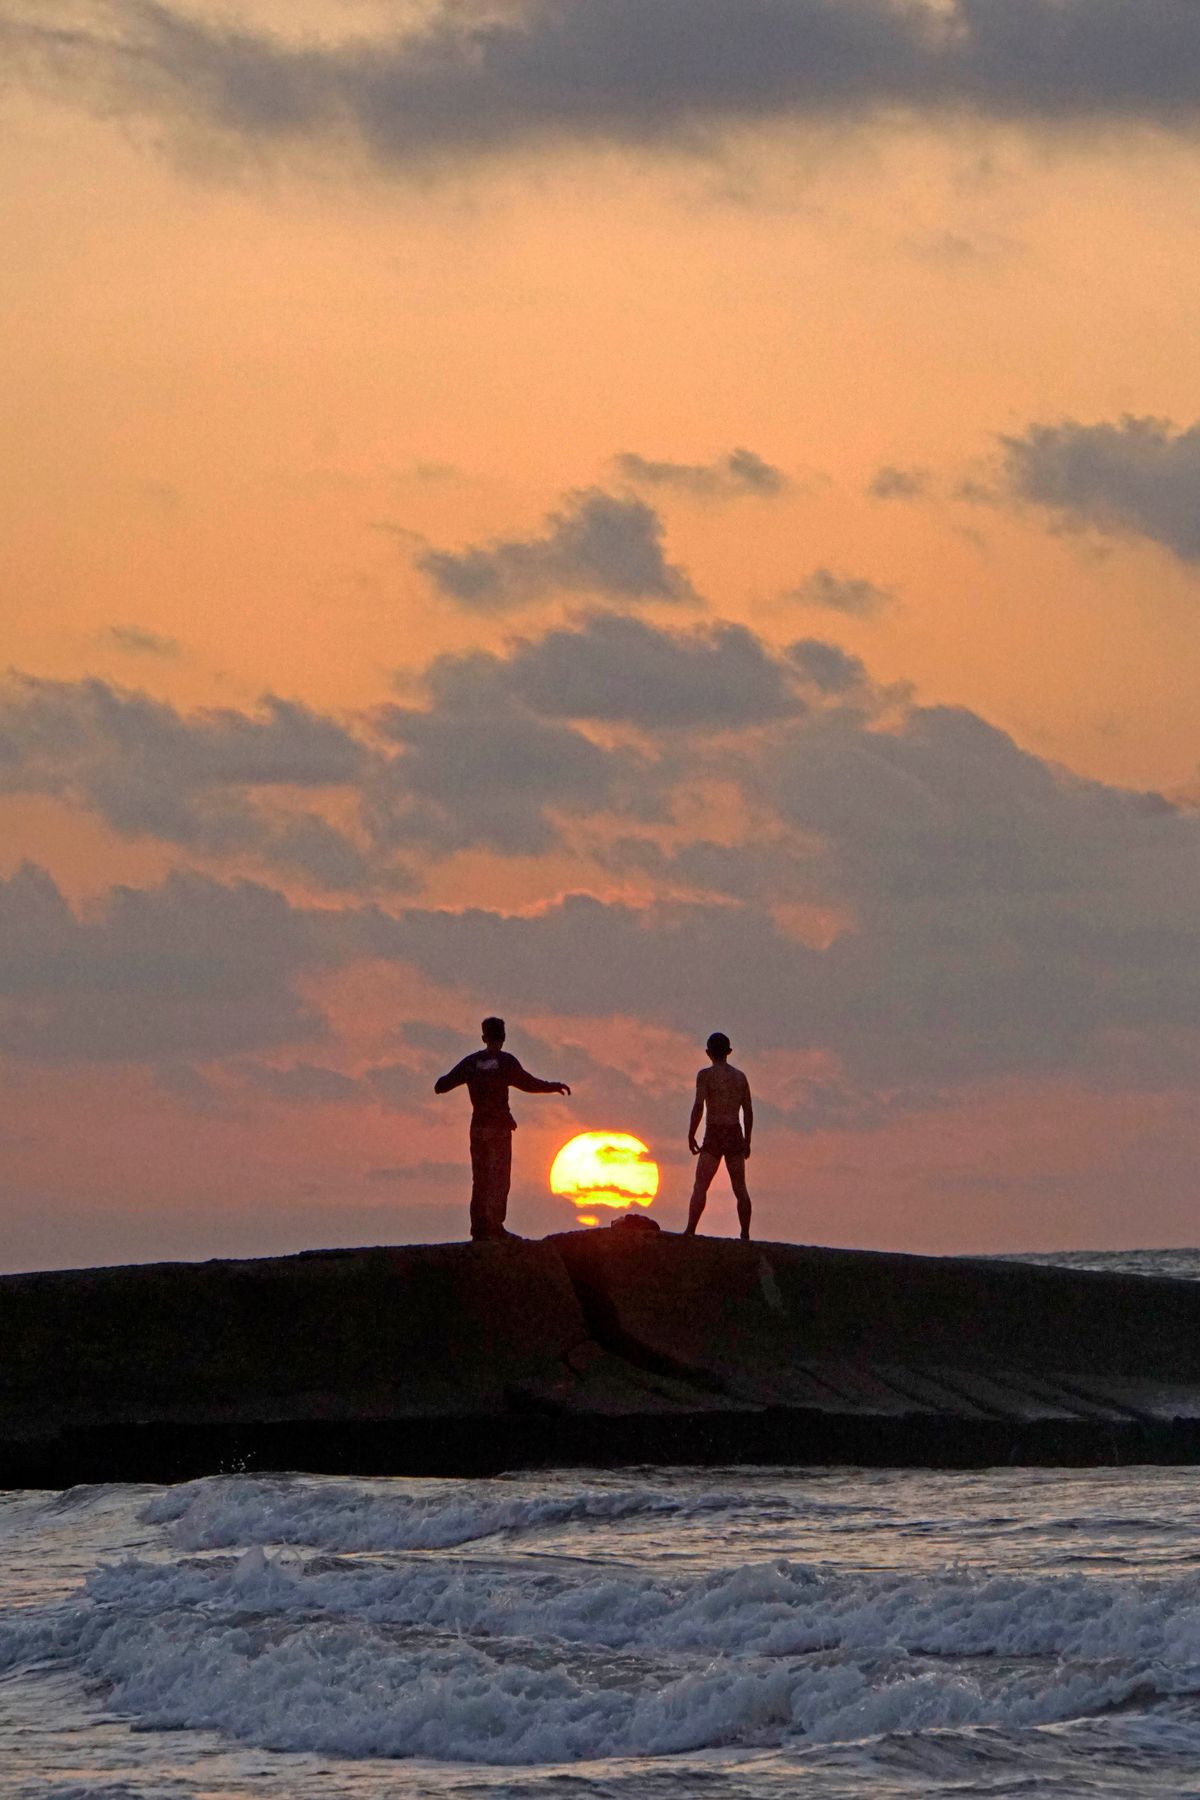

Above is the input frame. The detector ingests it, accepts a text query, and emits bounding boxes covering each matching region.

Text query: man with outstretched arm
[434,1017,571,1241]
[684,1031,753,1241]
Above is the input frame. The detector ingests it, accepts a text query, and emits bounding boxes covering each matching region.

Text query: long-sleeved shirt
[434,1049,559,1124]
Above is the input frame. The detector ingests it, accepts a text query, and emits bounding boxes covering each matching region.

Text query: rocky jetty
[3,1233,1200,1485]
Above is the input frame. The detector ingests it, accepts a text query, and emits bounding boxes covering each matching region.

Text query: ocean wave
[7,1545,1200,1765]
[77,1549,1200,1666]
[0,1592,1157,1766]
[141,1475,758,1552]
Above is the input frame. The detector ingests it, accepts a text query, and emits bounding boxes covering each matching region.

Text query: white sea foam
[77,1548,1200,1669]
[7,1520,1200,1766]
[141,1474,750,1552]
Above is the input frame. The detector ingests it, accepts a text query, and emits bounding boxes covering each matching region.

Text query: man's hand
[554,1082,572,1096]
[743,1142,752,1160]
[688,1138,700,1156]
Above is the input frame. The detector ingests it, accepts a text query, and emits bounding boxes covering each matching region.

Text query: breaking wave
[141,1473,753,1551]
[5,1475,1200,1767]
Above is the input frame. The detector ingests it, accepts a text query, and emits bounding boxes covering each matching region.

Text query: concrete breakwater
[3,1232,1200,1486]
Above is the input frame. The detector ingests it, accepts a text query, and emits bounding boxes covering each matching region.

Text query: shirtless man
[434,1017,571,1241]
[684,1031,753,1241]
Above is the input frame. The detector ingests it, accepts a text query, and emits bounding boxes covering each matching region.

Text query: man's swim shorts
[701,1121,747,1159]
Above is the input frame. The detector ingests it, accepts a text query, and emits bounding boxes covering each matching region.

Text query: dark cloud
[371,686,651,856]
[763,704,1183,908]
[0,863,339,1062]
[363,893,790,1048]
[469,611,806,729]
[362,1060,424,1111]
[0,674,404,892]
[0,663,662,873]
[506,1023,686,1143]
[106,624,183,657]
[3,619,1196,1117]
[12,0,1200,174]
[997,416,1200,563]
[234,1060,361,1104]
[787,638,869,694]
[360,696,1199,1089]
[153,1059,227,1111]
[789,567,897,617]
[603,833,817,906]
[0,675,363,838]
[416,489,696,609]
[614,447,788,498]
[398,1019,472,1058]
[867,465,931,501]
[265,812,412,894]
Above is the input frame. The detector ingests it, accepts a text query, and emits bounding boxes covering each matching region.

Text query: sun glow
[550,1132,659,1221]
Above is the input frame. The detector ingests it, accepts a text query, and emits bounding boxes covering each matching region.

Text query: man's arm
[506,1056,571,1097]
[434,1055,474,1095]
[688,1071,706,1156]
[741,1075,753,1158]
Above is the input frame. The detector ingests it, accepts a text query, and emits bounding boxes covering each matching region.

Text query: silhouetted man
[435,1017,571,1241]
[685,1031,753,1241]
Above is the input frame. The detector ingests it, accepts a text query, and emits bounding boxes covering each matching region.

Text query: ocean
[5,1249,1200,1800]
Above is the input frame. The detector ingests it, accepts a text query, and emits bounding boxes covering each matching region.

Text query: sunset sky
[1,0,1197,1269]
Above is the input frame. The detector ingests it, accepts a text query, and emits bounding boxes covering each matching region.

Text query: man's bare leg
[685,1151,720,1234]
[727,1154,752,1241]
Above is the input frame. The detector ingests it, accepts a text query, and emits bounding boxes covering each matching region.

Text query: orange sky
[1,2,1197,1268]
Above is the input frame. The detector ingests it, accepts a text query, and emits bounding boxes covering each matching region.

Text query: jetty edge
[3,1232,1200,1486]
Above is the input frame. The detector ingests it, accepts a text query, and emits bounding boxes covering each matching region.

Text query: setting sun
[550,1133,660,1220]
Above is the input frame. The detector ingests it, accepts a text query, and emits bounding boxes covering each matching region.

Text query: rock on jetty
[3,1232,1200,1485]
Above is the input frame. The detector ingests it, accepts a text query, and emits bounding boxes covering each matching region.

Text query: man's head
[706,1031,731,1061]
[481,1016,506,1048]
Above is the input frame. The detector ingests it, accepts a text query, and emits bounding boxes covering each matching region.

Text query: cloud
[265,812,413,894]
[465,611,807,730]
[789,567,897,617]
[366,616,879,862]
[997,416,1200,563]
[362,1060,426,1111]
[0,663,657,872]
[359,694,1200,1091]
[761,703,1180,907]
[0,863,340,1062]
[867,465,930,501]
[614,447,789,498]
[366,892,790,1045]
[787,638,869,694]
[398,1019,472,1058]
[416,488,696,609]
[0,674,400,892]
[2,621,861,872]
[3,622,1196,1120]
[11,0,1200,174]
[0,675,363,837]
[106,624,182,657]
[602,832,817,907]
[371,691,649,856]
[234,1060,361,1104]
